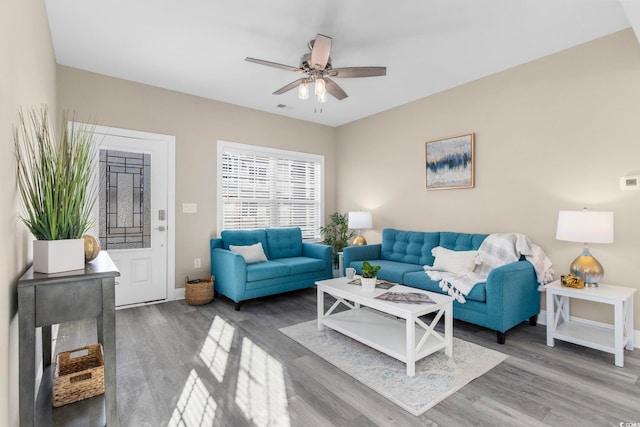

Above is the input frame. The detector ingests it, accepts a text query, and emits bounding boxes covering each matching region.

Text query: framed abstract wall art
[425,133,475,190]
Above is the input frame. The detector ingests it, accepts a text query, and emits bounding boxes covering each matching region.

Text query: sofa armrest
[210,243,248,303]
[485,260,540,332]
[302,242,331,260]
[210,237,224,250]
[302,242,333,278]
[343,244,382,270]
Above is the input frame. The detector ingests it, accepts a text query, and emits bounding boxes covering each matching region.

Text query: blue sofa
[210,227,332,310]
[343,228,540,344]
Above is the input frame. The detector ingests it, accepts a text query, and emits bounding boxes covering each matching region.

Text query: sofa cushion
[246,261,290,282]
[430,246,479,274]
[229,243,268,264]
[403,270,487,302]
[266,228,303,259]
[380,228,440,265]
[221,229,270,259]
[439,232,487,251]
[272,257,326,275]
[350,259,423,284]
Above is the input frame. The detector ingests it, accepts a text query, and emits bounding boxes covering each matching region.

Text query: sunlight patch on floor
[235,337,291,427]
[199,315,235,382]
[167,369,217,427]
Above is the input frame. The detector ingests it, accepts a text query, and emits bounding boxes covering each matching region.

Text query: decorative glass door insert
[99,149,151,250]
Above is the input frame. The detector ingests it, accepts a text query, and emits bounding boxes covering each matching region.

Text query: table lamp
[348,211,372,245]
[555,208,614,286]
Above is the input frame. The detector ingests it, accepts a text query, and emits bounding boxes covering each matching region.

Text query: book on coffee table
[375,291,436,304]
[348,278,396,290]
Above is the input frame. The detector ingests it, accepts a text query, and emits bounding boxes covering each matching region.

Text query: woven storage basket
[185,275,215,305]
[53,344,105,407]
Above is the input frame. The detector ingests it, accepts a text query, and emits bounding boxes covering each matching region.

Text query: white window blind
[217,141,324,240]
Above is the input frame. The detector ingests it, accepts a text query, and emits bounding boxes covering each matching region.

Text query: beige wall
[57,66,337,292]
[1,0,57,425]
[336,29,640,328]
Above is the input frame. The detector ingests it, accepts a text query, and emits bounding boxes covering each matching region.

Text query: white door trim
[86,123,177,302]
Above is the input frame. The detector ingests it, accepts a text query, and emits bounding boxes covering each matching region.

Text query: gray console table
[18,251,120,426]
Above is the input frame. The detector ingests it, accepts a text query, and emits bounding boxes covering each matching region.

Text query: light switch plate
[182,203,197,213]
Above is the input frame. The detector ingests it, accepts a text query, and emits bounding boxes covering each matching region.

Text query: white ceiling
[45,0,634,127]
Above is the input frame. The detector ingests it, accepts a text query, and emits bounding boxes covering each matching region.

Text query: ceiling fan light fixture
[298,80,309,100]
[317,91,327,103]
[315,78,326,98]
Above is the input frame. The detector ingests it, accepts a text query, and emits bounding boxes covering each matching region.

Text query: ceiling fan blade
[328,66,387,78]
[324,78,348,100]
[245,57,302,73]
[273,78,308,95]
[310,34,332,70]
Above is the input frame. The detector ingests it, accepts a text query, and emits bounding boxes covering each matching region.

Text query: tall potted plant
[14,106,97,273]
[320,212,355,268]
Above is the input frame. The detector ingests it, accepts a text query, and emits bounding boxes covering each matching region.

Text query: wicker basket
[53,344,105,407]
[185,276,215,305]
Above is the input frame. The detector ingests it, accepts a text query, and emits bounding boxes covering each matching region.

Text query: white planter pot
[361,277,377,293]
[33,239,85,274]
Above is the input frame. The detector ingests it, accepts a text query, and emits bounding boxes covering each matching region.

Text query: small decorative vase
[83,235,101,262]
[361,277,376,293]
[33,239,85,274]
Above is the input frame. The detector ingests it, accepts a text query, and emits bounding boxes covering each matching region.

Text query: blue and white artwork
[425,133,474,190]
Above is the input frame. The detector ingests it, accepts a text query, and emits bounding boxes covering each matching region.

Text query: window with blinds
[217,141,324,240]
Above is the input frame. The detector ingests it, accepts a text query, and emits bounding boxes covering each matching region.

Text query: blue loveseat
[210,227,332,310]
[343,228,540,344]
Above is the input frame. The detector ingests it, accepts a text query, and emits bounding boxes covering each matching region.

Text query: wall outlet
[194,258,201,268]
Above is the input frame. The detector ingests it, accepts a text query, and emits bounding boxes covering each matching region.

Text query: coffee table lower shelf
[320,308,447,372]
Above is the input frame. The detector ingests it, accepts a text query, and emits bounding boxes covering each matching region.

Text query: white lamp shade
[556,210,614,244]
[348,211,372,230]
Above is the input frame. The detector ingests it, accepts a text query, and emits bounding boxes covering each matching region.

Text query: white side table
[545,280,635,367]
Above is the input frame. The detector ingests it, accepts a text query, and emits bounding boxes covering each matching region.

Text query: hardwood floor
[35,288,640,426]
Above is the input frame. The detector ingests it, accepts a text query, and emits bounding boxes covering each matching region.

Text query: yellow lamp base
[352,235,367,246]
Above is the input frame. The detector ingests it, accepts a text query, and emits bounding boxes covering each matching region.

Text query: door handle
[154,225,166,231]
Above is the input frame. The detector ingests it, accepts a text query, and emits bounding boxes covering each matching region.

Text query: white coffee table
[316,277,453,376]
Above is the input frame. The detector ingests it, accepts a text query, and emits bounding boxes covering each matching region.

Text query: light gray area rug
[280,320,508,416]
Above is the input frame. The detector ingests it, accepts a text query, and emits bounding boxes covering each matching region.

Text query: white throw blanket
[424,233,554,303]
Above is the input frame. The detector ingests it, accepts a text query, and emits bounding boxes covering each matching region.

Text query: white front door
[87,125,175,307]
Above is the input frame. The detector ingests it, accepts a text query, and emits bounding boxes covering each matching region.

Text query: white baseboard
[537,309,639,349]
[174,287,185,300]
